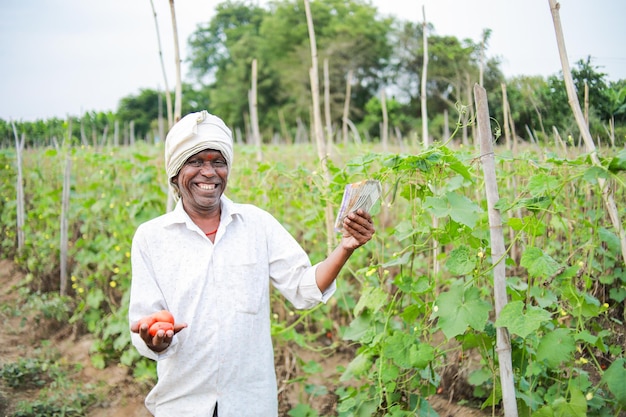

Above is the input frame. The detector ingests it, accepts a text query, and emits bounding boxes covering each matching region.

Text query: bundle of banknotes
[334,179,382,232]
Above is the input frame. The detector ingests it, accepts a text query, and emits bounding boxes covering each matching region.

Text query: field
[0,140,625,416]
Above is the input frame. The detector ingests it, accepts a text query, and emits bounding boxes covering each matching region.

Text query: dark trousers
[213,403,218,417]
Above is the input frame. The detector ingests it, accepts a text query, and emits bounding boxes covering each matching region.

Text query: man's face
[172,149,229,215]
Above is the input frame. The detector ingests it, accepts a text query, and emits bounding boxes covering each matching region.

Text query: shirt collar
[167,195,244,231]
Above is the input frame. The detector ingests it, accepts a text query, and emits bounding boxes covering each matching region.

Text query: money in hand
[334,179,382,232]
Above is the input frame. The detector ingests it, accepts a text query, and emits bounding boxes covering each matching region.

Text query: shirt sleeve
[264,212,337,309]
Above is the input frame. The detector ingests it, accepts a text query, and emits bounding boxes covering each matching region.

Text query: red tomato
[152,310,175,324]
[149,321,174,336]
[137,315,157,329]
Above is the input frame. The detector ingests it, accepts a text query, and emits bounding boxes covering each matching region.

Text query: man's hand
[131,318,187,353]
[340,209,375,251]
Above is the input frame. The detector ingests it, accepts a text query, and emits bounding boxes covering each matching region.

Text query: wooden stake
[474,83,518,417]
[149,0,174,129]
[549,0,626,264]
[421,6,429,148]
[60,153,71,296]
[323,58,333,156]
[249,58,262,162]
[342,70,353,145]
[380,89,388,152]
[304,0,335,254]
[169,0,182,123]
[11,123,25,253]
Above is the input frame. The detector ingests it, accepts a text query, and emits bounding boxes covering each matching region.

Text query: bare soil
[0,259,491,416]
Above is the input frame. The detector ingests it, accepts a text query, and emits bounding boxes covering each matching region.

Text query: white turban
[164,110,234,190]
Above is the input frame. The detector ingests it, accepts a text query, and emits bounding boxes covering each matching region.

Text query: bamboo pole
[474,83,518,417]
[303,0,335,254]
[507,101,518,154]
[323,58,333,155]
[60,153,71,296]
[100,124,109,147]
[114,120,119,147]
[501,83,511,150]
[249,59,262,162]
[278,110,292,144]
[130,121,136,146]
[421,5,429,148]
[462,76,469,147]
[549,0,626,264]
[11,123,25,253]
[150,0,174,129]
[344,118,362,145]
[158,90,164,143]
[584,81,589,128]
[169,0,182,123]
[342,70,353,145]
[80,117,88,147]
[501,82,519,263]
[380,89,388,152]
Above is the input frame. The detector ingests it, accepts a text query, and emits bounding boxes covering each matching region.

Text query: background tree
[3,0,624,148]
[116,89,162,140]
[187,1,268,131]
[187,0,393,140]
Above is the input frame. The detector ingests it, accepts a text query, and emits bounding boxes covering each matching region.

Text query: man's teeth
[198,184,216,190]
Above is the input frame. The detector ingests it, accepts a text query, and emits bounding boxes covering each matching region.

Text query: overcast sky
[1,0,624,121]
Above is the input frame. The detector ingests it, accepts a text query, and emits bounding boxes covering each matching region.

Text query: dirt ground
[0,259,491,416]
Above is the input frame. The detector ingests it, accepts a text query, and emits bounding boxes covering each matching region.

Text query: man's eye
[187,160,203,167]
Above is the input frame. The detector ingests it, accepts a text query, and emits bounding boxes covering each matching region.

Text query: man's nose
[199,162,216,175]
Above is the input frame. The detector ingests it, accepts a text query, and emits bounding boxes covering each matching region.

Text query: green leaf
[495,301,552,338]
[536,328,575,367]
[598,227,620,256]
[86,288,105,309]
[608,148,626,172]
[582,166,609,184]
[532,405,555,417]
[513,196,553,212]
[382,331,435,370]
[383,332,414,368]
[425,191,482,229]
[302,360,323,374]
[380,363,400,383]
[552,387,587,417]
[446,245,477,275]
[527,173,561,196]
[520,247,563,278]
[602,358,626,406]
[392,220,423,241]
[506,215,546,237]
[394,274,431,295]
[288,403,318,417]
[447,192,482,228]
[410,343,435,369]
[468,368,492,386]
[610,286,626,303]
[432,283,491,339]
[354,286,388,316]
[441,147,473,181]
[340,352,373,382]
[90,353,106,370]
[342,313,373,342]
[415,399,439,417]
[399,304,421,325]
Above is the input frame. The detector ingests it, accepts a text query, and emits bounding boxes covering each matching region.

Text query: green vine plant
[0,136,624,416]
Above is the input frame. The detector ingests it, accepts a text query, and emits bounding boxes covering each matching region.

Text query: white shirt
[129,196,335,417]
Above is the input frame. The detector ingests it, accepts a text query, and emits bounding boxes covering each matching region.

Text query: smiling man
[128,110,375,417]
